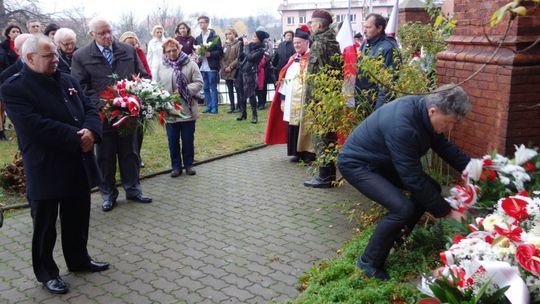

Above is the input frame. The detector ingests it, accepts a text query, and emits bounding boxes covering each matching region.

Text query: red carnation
[480,170,497,181]
[523,162,537,172]
[453,235,465,244]
[516,244,540,274]
[501,197,529,222]
[483,159,493,167]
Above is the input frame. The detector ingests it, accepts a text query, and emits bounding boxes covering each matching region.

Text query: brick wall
[436,0,540,156]
[398,8,431,27]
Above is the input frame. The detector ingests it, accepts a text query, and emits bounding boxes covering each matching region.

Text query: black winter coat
[195,29,223,71]
[338,95,470,218]
[355,34,400,109]
[1,66,103,200]
[240,42,265,98]
[0,59,23,84]
[273,41,294,74]
[0,38,18,73]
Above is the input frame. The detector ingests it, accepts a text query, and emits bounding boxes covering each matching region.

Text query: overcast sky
[41,0,287,22]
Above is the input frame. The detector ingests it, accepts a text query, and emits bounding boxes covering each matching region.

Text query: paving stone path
[0,145,370,303]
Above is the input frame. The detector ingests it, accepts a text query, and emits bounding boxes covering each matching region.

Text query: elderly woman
[220,27,242,113]
[147,25,165,78]
[155,38,203,177]
[174,22,196,58]
[54,28,77,74]
[119,31,152,79]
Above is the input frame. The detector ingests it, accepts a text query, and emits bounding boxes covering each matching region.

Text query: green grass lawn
[0,105,269,204]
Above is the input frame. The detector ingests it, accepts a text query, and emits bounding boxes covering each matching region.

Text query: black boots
[236,111,247,121]
[250,98,257,124]
[236,98,247,121]
[304,164,336,188]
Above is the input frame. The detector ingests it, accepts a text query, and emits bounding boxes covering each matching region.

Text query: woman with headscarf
[147,25,165,78]
[155,38,203,177]
[54,28,77,74]
[0,24,21,141]
[220,26,242,113]
[174,22,196,59]
[237,30,267,124]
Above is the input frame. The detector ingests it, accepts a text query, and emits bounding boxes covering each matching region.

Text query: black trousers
[97,129,142,201]
[29,193,91,282]
[225,79,238,111]
[256,85,267,108]
[338,162,437,267]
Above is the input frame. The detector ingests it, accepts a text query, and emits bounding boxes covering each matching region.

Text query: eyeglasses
[165,49,179,53]
[60,41,76,47]
[95,30,112,37]
[34,52,59,59]
[30,25,40,28]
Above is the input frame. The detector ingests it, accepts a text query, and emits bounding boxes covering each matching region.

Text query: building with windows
[278,0,395,35]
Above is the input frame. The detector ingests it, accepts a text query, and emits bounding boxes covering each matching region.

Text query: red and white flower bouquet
[99,75,188,134]
[421,145,540,303]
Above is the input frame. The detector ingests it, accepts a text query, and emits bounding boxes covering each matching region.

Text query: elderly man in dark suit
[1,35,109,295]
[71,17,151,212]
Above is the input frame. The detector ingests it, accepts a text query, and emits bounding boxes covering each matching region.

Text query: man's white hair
[54,28,77,44]
[88,17,112,34]
[21,34,53,59]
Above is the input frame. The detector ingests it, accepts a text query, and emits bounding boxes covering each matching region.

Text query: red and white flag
[386,0,400,37]
[336,16,356,78]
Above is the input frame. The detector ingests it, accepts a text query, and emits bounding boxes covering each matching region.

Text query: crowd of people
[0,9,473,295]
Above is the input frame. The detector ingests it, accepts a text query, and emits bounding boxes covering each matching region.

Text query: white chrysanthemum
[491,154,509,167]
[499,175,511,185]
[483,214,505,232]
[511,171,531,191]
[514,144,538,165]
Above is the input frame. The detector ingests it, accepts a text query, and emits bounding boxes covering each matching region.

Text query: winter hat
[294,25,310,40]
[119,31,140,45]
[255,30,269,42]
[311,9,333,24]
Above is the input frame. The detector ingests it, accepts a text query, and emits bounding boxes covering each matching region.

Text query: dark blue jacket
[338,95,470,217]
[356,34,400,109]
[1,66,103,200]
[195,29,223,71]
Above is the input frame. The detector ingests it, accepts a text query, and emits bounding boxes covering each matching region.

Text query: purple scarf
[163,52,191,105]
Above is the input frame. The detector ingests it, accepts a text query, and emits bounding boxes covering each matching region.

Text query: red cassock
[264,52,309,144]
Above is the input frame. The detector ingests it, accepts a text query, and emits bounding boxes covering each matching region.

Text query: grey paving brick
[0,145,365,303]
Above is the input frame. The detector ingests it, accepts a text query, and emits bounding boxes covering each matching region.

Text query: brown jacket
[220,39,242,80]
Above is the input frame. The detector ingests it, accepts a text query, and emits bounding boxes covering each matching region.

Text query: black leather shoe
[102,200,116,212]
[69,259,110,272]
[127,194,152,204]
[289,155,300,163]
[43,277,68,294]
[357,256,390,281]
[303,177,333,188]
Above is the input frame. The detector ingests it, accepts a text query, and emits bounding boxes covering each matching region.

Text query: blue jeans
[201,71,219,113]
[166,121,196,170]
[338,162,437,267]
